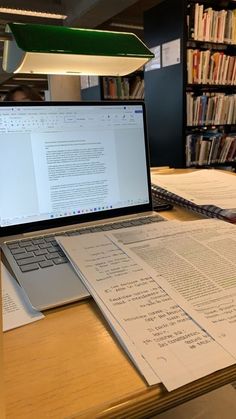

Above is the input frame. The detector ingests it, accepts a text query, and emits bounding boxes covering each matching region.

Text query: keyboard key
[20,264,39,272]
[25,245,38,252]
[120,222,133,227]
[39,243,53,249]
[130,220,143,225]
[111,223,124,229]
[17,256,45,266]
[11,248,26,255]
[78,229,91,234]
[7,243,20,250]
[14,252,34,261]
[53,257,68,265]
[39,260,54,268]
[67,231,80,236]
[32,238,45,245]
[48,246,60,253]
[101,225,113,230]
[48,240,58,246]
[44,236,55,242]
[138,218,152,223]
[34,249,48,256]
[89,226,103,232]
[46,252,60,260]
[19,240,32,247]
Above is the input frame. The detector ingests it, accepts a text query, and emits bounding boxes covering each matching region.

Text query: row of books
[102,76,144,100]
[186,132,236,166]
[187,49,236,84]
[188,3,236,44]
[186,92,236,126]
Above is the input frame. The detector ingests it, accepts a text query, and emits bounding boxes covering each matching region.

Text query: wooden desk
[3,206,236,419]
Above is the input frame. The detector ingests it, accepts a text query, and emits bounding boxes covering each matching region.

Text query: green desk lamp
[2,22,154,76]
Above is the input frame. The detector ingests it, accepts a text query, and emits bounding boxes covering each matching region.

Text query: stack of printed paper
[57,219,236,391]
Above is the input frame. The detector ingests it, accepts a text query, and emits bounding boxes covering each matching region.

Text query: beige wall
[48,75,81,101]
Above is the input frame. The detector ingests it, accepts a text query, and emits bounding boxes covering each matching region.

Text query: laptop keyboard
[5,215,163,273]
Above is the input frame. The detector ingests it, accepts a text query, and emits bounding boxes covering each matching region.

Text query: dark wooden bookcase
[144,0,236,168]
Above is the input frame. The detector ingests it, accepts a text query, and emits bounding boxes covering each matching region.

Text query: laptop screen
[0,101,152,236]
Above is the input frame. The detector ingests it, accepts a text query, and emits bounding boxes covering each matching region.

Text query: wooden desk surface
[3,200,236,418]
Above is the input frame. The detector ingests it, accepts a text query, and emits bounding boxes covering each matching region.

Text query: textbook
[151,169,236,223]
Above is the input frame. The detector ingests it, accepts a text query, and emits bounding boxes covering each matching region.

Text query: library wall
[144,0,186,167]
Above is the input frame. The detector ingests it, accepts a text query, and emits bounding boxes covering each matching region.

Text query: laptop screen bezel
[0,100,153,237]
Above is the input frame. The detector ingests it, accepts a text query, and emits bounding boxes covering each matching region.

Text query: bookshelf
[81,72,145,100]
[102,73,145,100]
[143,0,236,168]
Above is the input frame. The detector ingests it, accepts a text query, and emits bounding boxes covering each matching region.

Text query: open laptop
[0,101,165,310]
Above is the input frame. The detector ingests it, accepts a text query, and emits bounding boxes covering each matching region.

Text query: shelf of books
[188,1,236,45]
[186,1,236,168]
[186,128,236,167]
[102,74,144,100]
[143,0,236,169]
[80,73,145,101]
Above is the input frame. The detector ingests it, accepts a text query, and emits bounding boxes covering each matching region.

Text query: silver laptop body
[0,101,162,310]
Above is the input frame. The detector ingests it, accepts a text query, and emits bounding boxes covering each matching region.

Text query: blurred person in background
[3,85,43,101]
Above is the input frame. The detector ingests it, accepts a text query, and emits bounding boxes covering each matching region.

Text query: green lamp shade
[2,22,154,76]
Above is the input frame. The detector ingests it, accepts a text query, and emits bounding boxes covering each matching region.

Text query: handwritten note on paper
[82,278,161,386]
[59,234,160,386]
[109,219,236,358]
[1,263,44,331]
[57,232,234,391]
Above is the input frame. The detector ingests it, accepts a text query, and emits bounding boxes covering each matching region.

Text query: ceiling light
[0,0,66,20]
[2,22,154,76]
[0,7,67,19]
[13,77,47,81]
[110,23,144,30]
